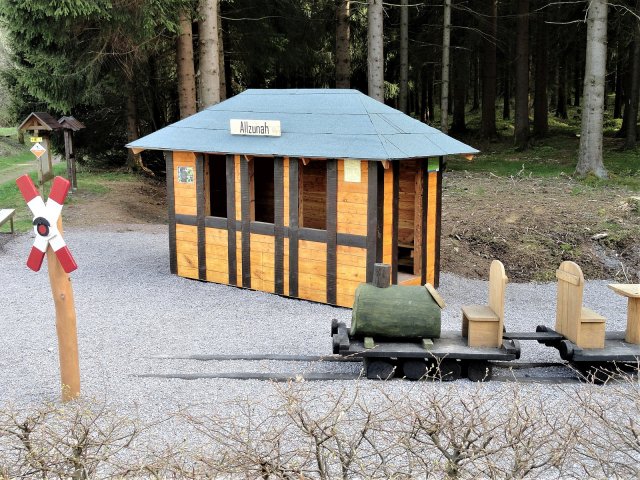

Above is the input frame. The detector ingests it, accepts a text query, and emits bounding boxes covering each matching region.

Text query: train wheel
[331,318,339,335]
[365,359,395,380]
[402,359,428,380]
[438,359,461,382]
[332,334,340,354]
[467,361,493,382]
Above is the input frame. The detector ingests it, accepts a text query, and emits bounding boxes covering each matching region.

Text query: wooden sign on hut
[127,89,478,307]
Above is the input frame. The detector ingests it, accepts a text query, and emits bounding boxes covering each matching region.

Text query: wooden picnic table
[608,284,640,344]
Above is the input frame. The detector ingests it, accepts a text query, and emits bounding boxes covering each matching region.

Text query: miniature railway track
[137,371,582,384]
[141,355,586,384]
[150,353,564,369]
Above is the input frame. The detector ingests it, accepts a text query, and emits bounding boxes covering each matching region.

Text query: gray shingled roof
[127,89,478,160]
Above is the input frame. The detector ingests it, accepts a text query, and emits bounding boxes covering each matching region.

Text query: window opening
[209,154,227,218]
[299,160,327,230]
[251,158,275,223]
[397,160,422,277]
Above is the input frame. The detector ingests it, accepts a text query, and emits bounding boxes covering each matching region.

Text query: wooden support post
[63,130,72,185]
[48,217,80,402]
[372,263,391,288]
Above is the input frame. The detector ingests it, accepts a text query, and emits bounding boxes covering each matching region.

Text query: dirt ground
[441,171,640,283]
[54,171,640,283]
[62,177,167,230]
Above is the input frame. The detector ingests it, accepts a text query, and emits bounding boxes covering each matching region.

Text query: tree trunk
[367,0,384,102]
[533,4,548,137]
[503,61,511,120]
[177,10,197,118]
[199,0,221,109]
[471,54,480,112]
[441,0,452,132]
[336,0,351,88]
[556,53,568,118]
[573,56,581,107]
[450,50,468,133]
[480,0,497,137]
[427,64,435,121]
[613,42,624,119]
[576,0,608,178]
[399,0,409,112]
[420,65,427,121]
[514,0,529,150]
[218,0,226,101]
[624,15,640,149]
[126,82,142,171]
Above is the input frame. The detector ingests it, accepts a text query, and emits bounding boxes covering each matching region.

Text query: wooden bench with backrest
[461,260,508,347]
[555,261,606,349]
[0,208,15,234]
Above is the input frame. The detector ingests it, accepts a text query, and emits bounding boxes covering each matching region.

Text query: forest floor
[441,170,640,282]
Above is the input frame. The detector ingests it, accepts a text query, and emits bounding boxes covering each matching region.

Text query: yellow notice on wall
[343,159,361,183]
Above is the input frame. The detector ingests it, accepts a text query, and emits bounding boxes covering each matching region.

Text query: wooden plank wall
[205,227,228,283]
[299,160,327,229]
[299,239,327,303]
[250,233,275,293]
[398,160,416,245]
[173,152,199,279]
[335,160,368,307]
[170,152,440,308]
[337,161,368,236]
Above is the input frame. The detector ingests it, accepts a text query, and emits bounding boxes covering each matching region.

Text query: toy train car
[331,264,520,381]
[331,262,640,383]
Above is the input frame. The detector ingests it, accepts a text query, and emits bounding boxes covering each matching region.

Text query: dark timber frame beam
[195,153,207,281]
[165,152,177,275]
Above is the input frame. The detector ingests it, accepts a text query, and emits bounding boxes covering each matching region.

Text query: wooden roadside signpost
[16,174,80,402]
[18,112,63,192]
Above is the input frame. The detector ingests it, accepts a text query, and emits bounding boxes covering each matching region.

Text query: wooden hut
[127,89,477,307]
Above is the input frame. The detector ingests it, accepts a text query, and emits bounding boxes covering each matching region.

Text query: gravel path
[0,225,633,419]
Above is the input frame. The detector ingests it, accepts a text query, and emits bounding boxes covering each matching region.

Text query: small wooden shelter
[58,116,86,190]
[18,112,62,188]
[127,89,477,307]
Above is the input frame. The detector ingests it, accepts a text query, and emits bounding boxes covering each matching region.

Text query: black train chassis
[331,320,521,382]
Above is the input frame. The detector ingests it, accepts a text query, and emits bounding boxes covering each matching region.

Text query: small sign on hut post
[16,174,80,402]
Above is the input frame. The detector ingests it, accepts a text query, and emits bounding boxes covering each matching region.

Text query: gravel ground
[0,225,634,420]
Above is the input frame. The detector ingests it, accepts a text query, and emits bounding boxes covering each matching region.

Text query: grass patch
[441,100,640,191]
[446,133,640,191]
[0,151,34,174]
[0,127,16,137]
[0,164,136,232]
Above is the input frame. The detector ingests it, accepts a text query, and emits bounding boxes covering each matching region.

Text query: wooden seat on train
[461,260,508,348]
[555,261,606,349]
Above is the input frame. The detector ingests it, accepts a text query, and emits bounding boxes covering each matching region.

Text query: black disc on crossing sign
[33,217,50,237]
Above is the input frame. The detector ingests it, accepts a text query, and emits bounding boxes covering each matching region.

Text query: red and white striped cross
[16,175,78,273]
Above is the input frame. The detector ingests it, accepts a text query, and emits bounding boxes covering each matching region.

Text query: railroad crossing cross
[16,175,77,273]
[15,173,81,402]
